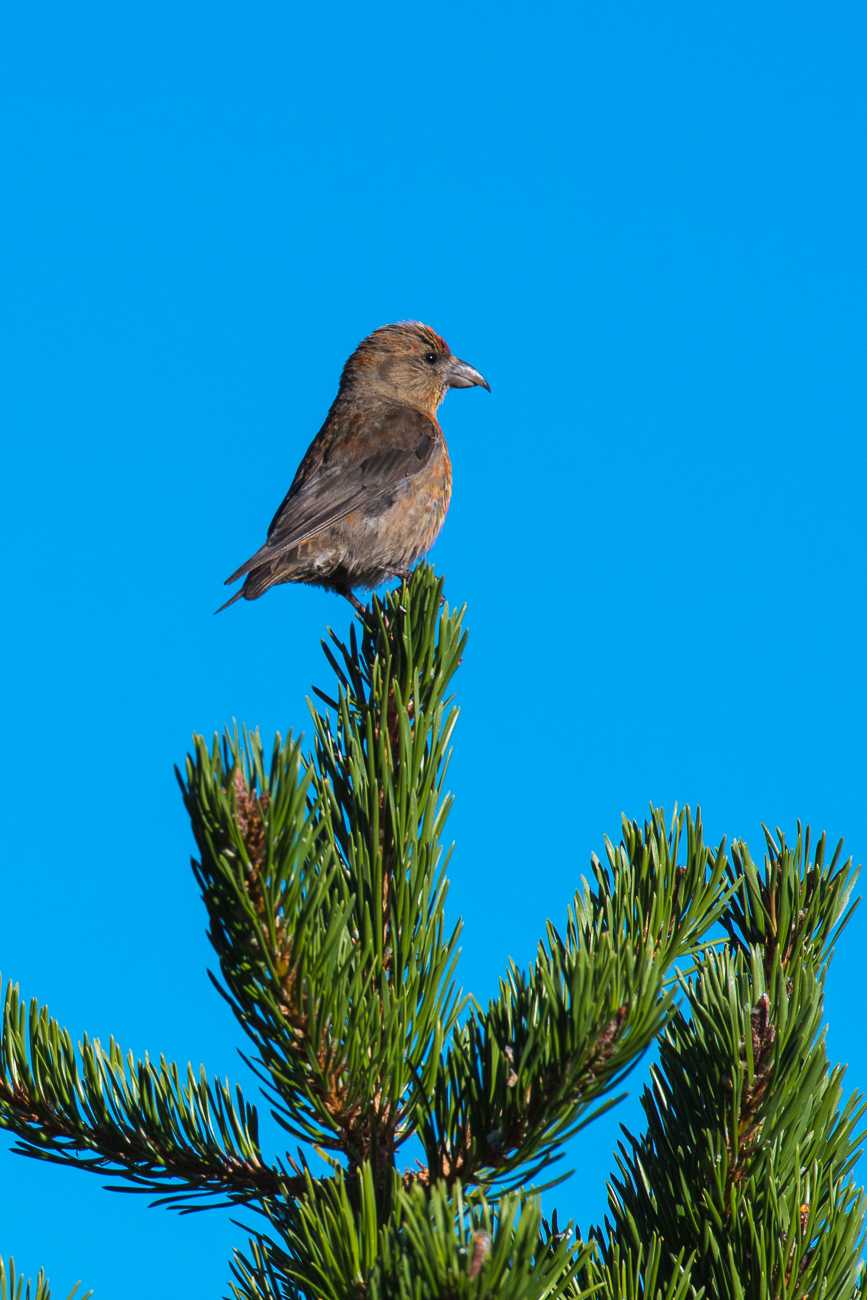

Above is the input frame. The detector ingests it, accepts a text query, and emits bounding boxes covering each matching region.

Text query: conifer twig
[0,979,297,1211]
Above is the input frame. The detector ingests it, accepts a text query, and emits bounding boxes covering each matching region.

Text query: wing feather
[224,408,438,585]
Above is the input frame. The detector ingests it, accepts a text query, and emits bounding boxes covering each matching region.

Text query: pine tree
[0,565,863,1298]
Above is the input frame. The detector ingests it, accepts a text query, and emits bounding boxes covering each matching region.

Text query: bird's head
[339,321,490,414]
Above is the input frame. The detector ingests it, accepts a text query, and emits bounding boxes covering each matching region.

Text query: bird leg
[341,590,369,617]
[346,590,392,634]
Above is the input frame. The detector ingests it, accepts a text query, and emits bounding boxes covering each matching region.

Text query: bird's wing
[225,407,439,584]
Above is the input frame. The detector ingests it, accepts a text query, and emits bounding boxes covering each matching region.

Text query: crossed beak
[446,356,491,392]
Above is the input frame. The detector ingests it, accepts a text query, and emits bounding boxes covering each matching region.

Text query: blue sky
[2,2,866,1295]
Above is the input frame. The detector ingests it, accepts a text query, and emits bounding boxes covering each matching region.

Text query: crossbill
[219,321,489,614]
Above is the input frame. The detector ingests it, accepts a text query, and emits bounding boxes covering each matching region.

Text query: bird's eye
[424,352,438,364]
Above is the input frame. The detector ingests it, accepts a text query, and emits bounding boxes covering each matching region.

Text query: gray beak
[446,356,491,392]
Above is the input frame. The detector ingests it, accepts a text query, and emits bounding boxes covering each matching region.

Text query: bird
[218,321,489,615]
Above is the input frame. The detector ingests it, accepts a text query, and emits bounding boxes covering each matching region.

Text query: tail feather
[217,559,291,612]
[224,537,278,586]
[224,559,255,585]
[214,586,246,614]
[218,547,270,612]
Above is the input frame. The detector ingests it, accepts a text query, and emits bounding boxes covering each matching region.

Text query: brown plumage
[219,321,489,614]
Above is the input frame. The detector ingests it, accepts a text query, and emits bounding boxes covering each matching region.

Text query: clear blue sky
[2,2,866,1295]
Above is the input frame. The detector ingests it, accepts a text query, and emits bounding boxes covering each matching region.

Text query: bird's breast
[390,435,451,561]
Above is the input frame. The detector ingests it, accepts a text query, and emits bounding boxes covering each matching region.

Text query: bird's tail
[214,586,245,614]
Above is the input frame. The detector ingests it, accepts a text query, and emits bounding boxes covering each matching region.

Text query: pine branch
[181,724,368,1155]
[578,1238,701,1300]
[302,569,468,1180]
[723,821,860,982]
[418,808,733,1191]
[598,825,866,1299]
[0,978,297,1211]
[183,566,468,1185]
[230,1166,595,1300]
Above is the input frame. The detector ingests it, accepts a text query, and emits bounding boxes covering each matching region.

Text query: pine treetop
[0,567,862,1299]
